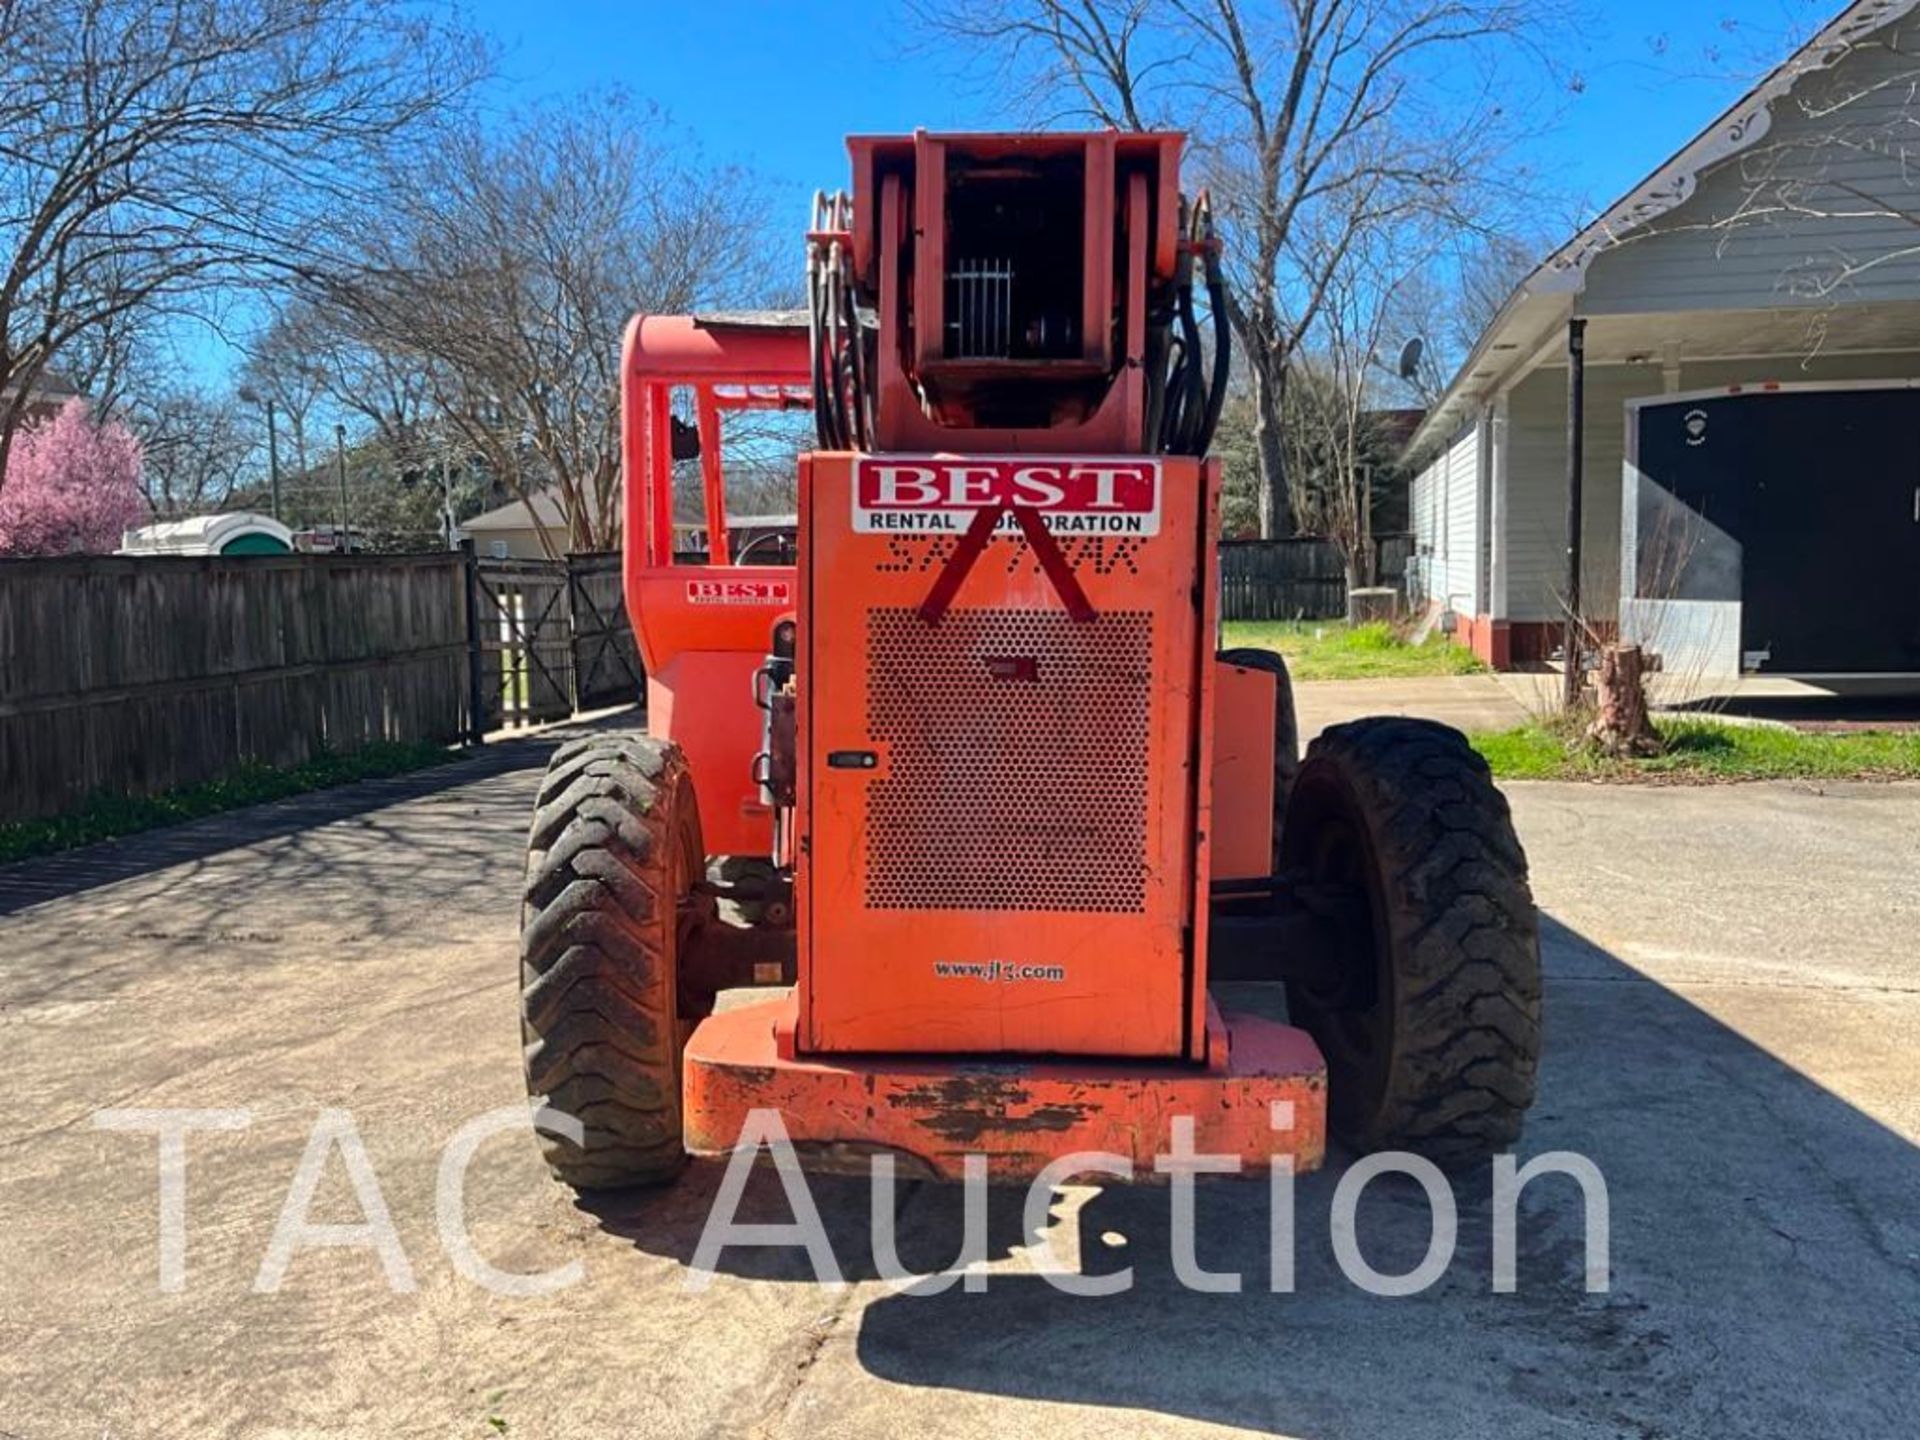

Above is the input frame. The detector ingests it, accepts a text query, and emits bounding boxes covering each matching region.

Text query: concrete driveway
[1,739,1916,1439]
[1291,674,1534,742]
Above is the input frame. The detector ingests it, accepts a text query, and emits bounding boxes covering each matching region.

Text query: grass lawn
[1222,619,1487,681]
[0,739,462,865]
[1472,717,1920,783]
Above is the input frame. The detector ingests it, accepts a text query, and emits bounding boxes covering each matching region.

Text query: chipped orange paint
[684,993,1327,1181]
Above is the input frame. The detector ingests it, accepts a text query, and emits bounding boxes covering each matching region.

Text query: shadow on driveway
[1663,691,1920,732]
[582,913,1920,1437]
[0,712,642,919]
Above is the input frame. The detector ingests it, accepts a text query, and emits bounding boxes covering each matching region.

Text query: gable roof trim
[1535,0,1920,293]
[1406,0,1920,461]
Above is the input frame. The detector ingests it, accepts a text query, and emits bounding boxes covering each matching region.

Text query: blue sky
[467,0,1823,236]
[172,1,1825,383]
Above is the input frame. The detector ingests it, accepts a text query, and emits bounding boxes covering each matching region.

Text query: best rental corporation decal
[685,579,793,605]
[852,457,1162,536]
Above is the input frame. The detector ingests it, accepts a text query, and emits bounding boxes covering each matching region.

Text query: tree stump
[1347,587,1400,625]
[1585,643,1663,758]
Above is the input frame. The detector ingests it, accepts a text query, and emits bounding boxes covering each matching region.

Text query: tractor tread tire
[1284,717,1541,1168]
[519,732,696,1190]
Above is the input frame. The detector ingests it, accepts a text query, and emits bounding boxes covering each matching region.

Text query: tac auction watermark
[93,1104,1610,1299]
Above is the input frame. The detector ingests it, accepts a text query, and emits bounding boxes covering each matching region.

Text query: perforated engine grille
[864,607,1153,912]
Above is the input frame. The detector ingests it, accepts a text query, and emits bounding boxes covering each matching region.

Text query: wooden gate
[467,551,644,732]
[470,557,574,729]
[567,553,644,710]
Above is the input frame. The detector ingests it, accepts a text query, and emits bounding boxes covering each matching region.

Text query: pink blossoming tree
[0,399,146,557]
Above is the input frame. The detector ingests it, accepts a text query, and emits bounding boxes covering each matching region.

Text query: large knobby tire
[1216,646,1301,826]
[520,733,703,1189]
[1281,717,1541,1168]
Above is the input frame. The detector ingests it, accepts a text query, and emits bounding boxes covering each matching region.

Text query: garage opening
[1624,385,1920,677]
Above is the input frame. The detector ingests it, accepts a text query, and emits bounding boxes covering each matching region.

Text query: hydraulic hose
[1160,335,1187,453]
[839,243,871,450]
[1193,192,1232,454]
[1142,313,1171,451]
[807,191,836,449]
[1198,254,1232,453]
[1155,256,1207,457]
[807,190,873,452]
[1151,191,1225,457]
[823,239,848,448]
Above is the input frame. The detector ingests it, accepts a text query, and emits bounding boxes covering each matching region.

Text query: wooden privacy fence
[0,549,646,826]
[2,534,1401,826]
[1219,534,1414,622]
[0,552,472,825]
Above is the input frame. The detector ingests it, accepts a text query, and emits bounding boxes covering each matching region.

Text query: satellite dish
[1397,337,1426,383]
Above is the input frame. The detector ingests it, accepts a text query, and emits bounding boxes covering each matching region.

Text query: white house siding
[1410,420,1481,616]
[1447,420,1483,615]
[1410,464,1431,596]
[1664,350,1920,391]
[1582,24,1920,315]
[1501,363,1663,622]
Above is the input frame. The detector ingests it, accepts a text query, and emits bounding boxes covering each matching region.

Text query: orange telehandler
[519,131,1540,1187]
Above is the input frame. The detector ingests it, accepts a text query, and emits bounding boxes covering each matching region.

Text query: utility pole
[263,400,282,523]
[237,387,283,522]
[1563,317,1588,712]
[441,453,457,551]
[334,422,351,552]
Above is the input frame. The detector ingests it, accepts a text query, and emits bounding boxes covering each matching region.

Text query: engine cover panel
[796,453,1217,1058]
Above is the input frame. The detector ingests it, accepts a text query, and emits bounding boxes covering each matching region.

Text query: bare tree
[303,310,438,470]
[922,0,1568,535]
[48,303,158,422]
[1379,227,1545,404]
[237,307,338,480]
[1284,349,1384,583]
[0,0,484,490]
[126,384,256,517]
[1280,212,1441,583]
[1452,230,1548,340]
[324,96,782,557]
